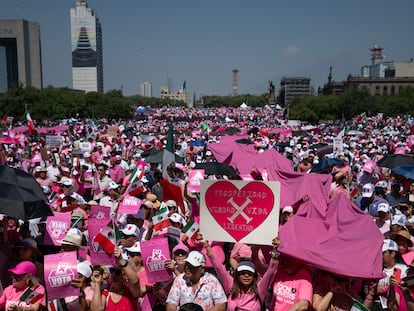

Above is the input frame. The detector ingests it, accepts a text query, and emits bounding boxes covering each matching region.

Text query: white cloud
[286,45,300,54]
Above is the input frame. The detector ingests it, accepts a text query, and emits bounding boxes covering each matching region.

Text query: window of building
[375,85,380,95]
[383,86,388,95]
[391,85,395,95]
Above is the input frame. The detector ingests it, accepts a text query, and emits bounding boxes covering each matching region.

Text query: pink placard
[187,169,205,193]
[141,238,172,283]
[45,213,71,246]
[118,196,142,215]
[90,205,111,219]
[200,180,280,245]
[44,251,79,300]
[88,218,116,266]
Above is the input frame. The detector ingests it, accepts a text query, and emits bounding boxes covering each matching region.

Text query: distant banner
[44,251,78,300]
[141,238,171,283]
[45,213,71,246]
[46,135,62,149]
[118,196,142,215]
[88,218,116,266]
[187,169,204,193]
[200,180,280,245]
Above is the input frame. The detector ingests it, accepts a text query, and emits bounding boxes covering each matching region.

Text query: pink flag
[141,238,172,283]
[44,251,79,300]
[90,205,111,219]
[88,218,116,266]
[93,171,101,196]
[187,169,204,193]
[118,196,142,215]
[45,213,71,246]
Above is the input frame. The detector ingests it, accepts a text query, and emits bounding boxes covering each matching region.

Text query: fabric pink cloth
[279,193,384,278]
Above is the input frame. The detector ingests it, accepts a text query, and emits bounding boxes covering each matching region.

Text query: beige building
[160,85,191,106]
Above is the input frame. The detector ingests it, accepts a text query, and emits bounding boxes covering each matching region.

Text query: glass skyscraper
[70,0,103,93]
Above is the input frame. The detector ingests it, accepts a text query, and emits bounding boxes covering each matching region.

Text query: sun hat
[9,261,36,276]
[59,228,83,247]
[142,200,154,209]
[382,239,398,252]
[126,242,141,253]
[390,230,414,247]
[237,260,256,274]
[165,200,177,208]
[60,178,74,187]
[185,251,206,267]
[77,261,93,278]
[362,183,375,198]
[146,193,160,208]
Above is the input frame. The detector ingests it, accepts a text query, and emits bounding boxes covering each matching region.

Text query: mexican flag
[26,112,35,136]
[128,180,145,196]
[93,220,122,254]
[162,123,185,214]
[152,207,170,231]
[182,218,199,239]
[129,167,144,184]
[19,286,44,305]
[52,153,60,165]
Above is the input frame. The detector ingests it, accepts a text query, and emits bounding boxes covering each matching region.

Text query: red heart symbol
[205,181,275,242]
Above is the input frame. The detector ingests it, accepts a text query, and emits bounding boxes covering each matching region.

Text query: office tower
[232,69,239,96]
[70,0,103,93]
[140,82,152,97]
[0,19,42,92]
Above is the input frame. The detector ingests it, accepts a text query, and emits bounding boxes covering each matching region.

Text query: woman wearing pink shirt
[202,234,279,311]
[0,261,46,311]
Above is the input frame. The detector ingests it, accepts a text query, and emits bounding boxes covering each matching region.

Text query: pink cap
[9,261,36,276]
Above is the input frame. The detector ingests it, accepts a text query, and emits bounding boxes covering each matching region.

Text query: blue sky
[1,0,414,97]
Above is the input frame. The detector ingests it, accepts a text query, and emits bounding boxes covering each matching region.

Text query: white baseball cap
[126,242,141,253]
[377,202,390,213]
[107,181,120,190]
[185,251,206,267]
[121,224,138,236]
[382,239,398,252]
[77,261,93,278]
[362,183,375,198]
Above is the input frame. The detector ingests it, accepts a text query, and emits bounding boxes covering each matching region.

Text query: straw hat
[390,230,414,247]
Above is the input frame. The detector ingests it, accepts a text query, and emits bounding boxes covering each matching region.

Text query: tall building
[70,0,103,93]
[0,19,42,92]
[278,76,311,108]
[140,82,152,97]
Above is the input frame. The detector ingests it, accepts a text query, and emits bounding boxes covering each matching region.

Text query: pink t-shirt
[402,251,414,265]
[271,267,313,311]
[0,284,46,310]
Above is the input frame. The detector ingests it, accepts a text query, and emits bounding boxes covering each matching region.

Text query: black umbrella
[194,162,237,177]
[377,154,414,169]
[235,138,254,145]
[0,165,53,220]
[144,150,184,164]
[310,158,345,173]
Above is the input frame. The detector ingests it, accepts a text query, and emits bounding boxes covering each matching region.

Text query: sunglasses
[238,270,254,277]
[174,250,188,257]
[184,263,200,273]
[11,273,27,281]
[127,251,141,257]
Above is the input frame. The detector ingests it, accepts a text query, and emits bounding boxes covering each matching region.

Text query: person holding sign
[166,251,227,311]
[200,232,279,311]
[90,246,141,311]
[0,261,46,311]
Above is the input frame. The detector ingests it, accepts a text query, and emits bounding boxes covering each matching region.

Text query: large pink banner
[118,196,141,215]
[44,251,79,300]
[45,213,71,246]
[88,218,116,266]
[141,238,172,283]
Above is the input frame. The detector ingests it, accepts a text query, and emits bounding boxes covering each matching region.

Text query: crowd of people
[0,107,414,310]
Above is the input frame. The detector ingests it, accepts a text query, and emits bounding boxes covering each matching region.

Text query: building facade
[140,82,152,97]
[159,85,191,106]
[278,76,311,107]
[70,0,103,93]
[0,19,42,92]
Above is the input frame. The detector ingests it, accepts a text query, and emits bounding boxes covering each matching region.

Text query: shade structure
[0,165,52,220]
[194,162,237,177]
[377,154,414,169]
[392,165,414,180]
[310,157,345,173]
[144,150,184,164]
